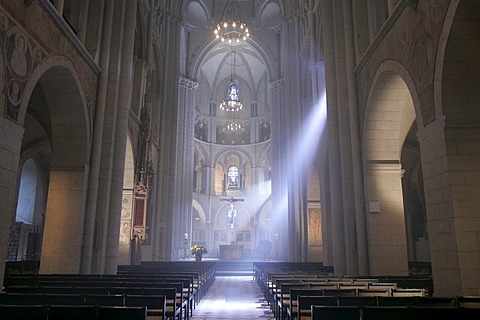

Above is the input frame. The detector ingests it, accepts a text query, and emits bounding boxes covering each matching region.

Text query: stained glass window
[227,165,239,187]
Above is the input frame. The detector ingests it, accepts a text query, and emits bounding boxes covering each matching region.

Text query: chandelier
[220,50,243,131]
[219,82,243,112]
[214,0,250,43]
[227,122,241,131]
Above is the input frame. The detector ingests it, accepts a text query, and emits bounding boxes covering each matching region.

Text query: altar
[219,244,244,260]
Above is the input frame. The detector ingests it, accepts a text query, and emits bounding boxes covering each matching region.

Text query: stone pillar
[81,0,115,274]
[387,0,399,15]
[0,118,24,288]
[366,0,378,41]
[174,76,197,259]
[104,0,138,273]
[41,168,88,273]
[418,117,480,295]
[269,78,288,261]
[55,0,65,15]
[365,162,409,276]
[322,0,348,276]
[342,0,369,276]
[78,0,90,43]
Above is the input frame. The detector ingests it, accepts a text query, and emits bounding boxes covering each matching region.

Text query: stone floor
[190,276,274,319]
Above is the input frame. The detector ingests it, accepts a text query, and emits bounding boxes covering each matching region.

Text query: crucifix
[221,197,244,229]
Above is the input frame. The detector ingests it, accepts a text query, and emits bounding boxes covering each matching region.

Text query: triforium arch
[363,60,421,277]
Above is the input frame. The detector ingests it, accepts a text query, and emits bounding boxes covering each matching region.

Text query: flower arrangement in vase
[190,243,207,261]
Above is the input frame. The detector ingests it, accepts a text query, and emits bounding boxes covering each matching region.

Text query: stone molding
[268,78,285,89]
[366,160,403,175]
[179,76,198,90]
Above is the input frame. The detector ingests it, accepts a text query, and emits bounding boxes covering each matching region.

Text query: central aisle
[191,276,274,319]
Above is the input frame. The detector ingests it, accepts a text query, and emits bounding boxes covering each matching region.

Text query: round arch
[363,61,419,276]
[427,0,480,296]
[17,56,91,274]
[18,56,91,163]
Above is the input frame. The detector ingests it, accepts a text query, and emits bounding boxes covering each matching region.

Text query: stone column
[0,118,24,288]
[342,0,369,276]
[269,78,288,261]
[55,0,65,15]
[174,76,197,259]
[365,162,409,276]
[322,0,347,275]
[418,117,480,296]
[105,0,138,273]
[366,0,378,41]
[81,0,115,274]
[387,0,399,15]
[78,0,90,43]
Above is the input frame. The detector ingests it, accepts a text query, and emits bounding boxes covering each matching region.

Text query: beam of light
[271,91,328,223]
[295,91,327,168]
[246,180,271,218]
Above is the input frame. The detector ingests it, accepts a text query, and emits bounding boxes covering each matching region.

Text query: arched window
[16,159,38,224]
[227,165,239,188]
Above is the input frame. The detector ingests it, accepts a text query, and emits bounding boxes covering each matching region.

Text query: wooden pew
[297,296,337,320]
[391,288,426,297]
[0,292,45,305]
[125,294,166,320]
[310,305,359,320]
[415,296,456,307]
[287,289,325,320]
[142,287,182,320]
[48,305,98,320]
[357,288,391,297]
[362,306,411,320]
[410,306,459,320]
[376,296,416,306]
[44,293,86,305]
[275,283,308,320]
[97,306,147,320]
[457,295,480,308]
[0,304,48,320]
[84,294,125,306]
[337,296,377,307]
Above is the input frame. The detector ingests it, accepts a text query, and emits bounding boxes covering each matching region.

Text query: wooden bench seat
[142,287,182,320]
[48,305,98,320]
[97,306,146,320]
[297,295,337,320]
[287,289,325,320]
[362,306,411,320]
[310,305,359,320]
[125,294,166,320]
[0,304,49,320]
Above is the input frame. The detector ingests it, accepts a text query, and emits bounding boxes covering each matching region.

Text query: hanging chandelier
[227,122,241,131]
[214,0,250,43]
[219,82,244,112]
[220,49,243,132]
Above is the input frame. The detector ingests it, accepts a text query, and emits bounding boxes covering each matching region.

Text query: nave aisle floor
[190,276,274,320]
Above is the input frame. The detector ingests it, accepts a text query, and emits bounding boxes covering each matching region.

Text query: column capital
[366,160,403,175]
[179,76,198,90]
[268,78,285,90]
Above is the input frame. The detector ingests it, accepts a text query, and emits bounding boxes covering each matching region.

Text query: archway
[363,64,420,276]
[424,0,480,295]
[18,59,90,274]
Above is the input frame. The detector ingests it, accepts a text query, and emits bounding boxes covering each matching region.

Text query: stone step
[215,261,253,276]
